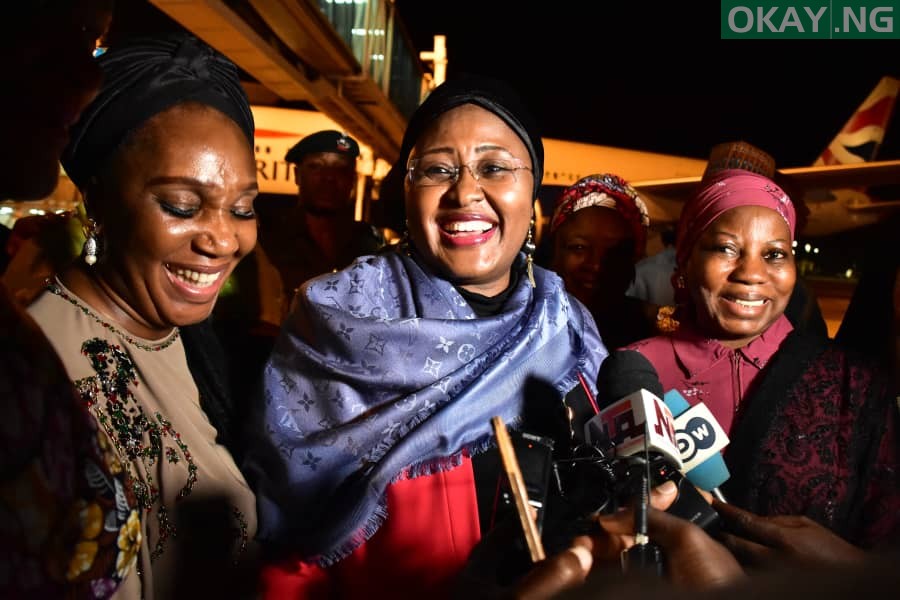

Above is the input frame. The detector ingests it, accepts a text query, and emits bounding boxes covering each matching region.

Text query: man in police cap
[256,129,384,318]
[213,130,385,403]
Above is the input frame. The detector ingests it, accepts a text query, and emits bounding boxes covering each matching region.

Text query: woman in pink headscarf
[625,170,900,558]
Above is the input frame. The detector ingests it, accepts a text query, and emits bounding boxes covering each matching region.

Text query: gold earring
[523,217,536,288]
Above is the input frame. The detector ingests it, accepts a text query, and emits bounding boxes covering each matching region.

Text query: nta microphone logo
[721,1,899,39]
[675,417,717,462]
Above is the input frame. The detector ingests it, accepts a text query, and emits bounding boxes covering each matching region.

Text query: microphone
[587,350,681,469]
[592,350,673,575]
[663,390,730,501]
[591,350,722,536]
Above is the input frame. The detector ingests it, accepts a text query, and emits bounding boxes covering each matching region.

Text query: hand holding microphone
[590,350,723,535]
[597,494,745,590]
[487,482,686,600]
[586,480,681,558]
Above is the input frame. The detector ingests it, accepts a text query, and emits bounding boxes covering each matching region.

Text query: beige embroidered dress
[27,279,257,599]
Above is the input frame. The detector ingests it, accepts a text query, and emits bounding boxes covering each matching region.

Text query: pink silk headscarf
[675,169,796,269]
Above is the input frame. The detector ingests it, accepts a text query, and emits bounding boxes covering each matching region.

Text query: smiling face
[404,103,534,296]
[552,206,636,309]
[91,103,258,330]
[683,205,796,349]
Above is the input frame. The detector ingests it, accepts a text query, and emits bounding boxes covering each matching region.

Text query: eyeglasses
[407,157,532,189]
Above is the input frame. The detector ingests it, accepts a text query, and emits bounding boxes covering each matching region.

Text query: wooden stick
[491,416,546,562]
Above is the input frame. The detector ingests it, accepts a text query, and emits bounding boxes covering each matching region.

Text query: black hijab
[396,74,544,196]
[62,32,254,188]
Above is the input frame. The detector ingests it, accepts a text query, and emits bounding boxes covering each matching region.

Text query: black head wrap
[397,75,543,196]
[62,32,254,189]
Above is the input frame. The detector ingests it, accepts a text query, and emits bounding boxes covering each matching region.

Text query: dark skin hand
[453,483,682,599]
[453,515,593,600]
[483,481,744,597]
[511,539,594,600]
[596,503,744,590]
[713,500,867,569]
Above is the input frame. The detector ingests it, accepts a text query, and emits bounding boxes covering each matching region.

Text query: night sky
[395,2,900,168]
[112,2,900,168]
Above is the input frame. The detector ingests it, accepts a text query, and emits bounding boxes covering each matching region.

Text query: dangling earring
[676,275,686,289]
[82,218,99,266]
[656,305,681,333]
[523,217,537,288]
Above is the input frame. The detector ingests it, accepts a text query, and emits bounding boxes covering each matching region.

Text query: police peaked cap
[285,130,360,163]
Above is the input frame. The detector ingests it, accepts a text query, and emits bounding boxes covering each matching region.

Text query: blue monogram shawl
[247,250,605,565]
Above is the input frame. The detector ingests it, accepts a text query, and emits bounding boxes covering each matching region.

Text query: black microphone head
[596,349,663,409]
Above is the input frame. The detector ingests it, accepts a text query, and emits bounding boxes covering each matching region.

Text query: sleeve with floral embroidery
[0,289,139,598]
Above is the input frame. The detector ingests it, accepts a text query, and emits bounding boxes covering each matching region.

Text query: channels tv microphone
[587,350,681,469]
[663,390,730,502]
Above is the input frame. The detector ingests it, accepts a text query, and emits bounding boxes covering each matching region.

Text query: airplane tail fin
[814,76,899,166]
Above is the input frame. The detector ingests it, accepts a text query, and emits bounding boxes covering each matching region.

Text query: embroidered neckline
[47,278,180,352]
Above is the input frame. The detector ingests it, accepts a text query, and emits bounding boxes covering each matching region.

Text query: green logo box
[721,0,900,38]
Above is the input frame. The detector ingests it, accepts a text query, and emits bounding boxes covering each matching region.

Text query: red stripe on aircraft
[819,148,838,166]
[842,96,896,134]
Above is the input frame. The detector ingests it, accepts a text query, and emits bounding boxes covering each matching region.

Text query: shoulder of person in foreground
[0,284,139,597]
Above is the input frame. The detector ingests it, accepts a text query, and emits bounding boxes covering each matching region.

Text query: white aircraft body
[539,76,900,238]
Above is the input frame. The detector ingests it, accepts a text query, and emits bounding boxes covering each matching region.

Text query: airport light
[420,35,447,88]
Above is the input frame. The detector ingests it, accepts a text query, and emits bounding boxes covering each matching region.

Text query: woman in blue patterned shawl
[244,75,607,597]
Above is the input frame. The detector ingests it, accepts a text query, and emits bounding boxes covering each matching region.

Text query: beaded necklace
[47,279,180,352]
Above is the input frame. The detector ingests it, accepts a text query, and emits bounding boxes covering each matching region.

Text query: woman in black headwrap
[243,75,606,597]
[26,32,260,599]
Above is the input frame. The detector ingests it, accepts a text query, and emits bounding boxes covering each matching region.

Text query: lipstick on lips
[438,217,497,247]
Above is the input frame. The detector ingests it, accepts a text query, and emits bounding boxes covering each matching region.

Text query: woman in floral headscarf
[549,173,657,349]
[625,169,900,557]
